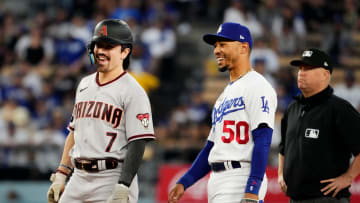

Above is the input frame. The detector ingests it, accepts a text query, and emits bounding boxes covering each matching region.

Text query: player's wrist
[240,198,259,203]
[116,183,129,189]
[56,168,70,177]
[177,175,194,190]
[244,192,259,199]
[245,177,262,195]
[118,180,131,187]
[111,183,130,200]
[52,171,67,184]
[56,163,73,178]
[59,163,73,173]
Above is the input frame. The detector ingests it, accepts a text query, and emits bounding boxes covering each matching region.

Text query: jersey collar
[96,71,127,86]
[295,85,333,106]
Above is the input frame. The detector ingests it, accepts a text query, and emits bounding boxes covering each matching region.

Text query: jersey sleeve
[67,107,76,132]
[245,82,277,131]
[124,88,155,142]
[67,80,82,132]
[335,100,360,156]
[279,109,288,155]
[207,125,215,142]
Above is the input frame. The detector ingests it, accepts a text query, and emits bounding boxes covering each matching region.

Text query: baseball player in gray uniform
[47,19,155,203]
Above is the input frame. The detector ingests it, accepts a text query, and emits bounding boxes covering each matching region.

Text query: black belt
[210,161,241,172]
[74,158,123,172]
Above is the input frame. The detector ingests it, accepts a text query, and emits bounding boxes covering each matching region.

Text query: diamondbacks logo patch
[137,113,150,128]
[97,25,107,36]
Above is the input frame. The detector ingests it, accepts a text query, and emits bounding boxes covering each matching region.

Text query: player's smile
[213,41,239,72]
[216,57,225,65]
[96,53,110,64]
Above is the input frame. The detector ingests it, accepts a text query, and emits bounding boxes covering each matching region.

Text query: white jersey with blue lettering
[67,71,155,160]
[208,70,277,163]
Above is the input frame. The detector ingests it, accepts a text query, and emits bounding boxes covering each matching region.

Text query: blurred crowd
[0,0,360,198]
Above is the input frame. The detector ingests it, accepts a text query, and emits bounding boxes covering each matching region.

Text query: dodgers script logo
[212,96,245,125]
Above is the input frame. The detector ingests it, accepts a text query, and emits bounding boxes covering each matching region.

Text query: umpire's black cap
[290,48,333,74]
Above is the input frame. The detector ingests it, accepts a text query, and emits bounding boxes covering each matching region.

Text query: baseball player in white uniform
[168,22,277,203]
[47,19,155,203]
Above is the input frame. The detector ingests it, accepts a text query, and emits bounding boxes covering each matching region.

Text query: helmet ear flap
[87,42,96,64]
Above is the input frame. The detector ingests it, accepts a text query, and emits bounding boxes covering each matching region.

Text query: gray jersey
[68,72,155,160]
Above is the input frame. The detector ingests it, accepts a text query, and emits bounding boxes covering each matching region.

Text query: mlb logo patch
[302,50,313,57]
[217,25,222,33]
[305,128,319,139]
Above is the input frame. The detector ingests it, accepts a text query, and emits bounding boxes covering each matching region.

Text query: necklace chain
[238,68,252,79]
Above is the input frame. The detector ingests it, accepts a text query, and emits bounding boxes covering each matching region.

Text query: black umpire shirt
[279,86,360,200]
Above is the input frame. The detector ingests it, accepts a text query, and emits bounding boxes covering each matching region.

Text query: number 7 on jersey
[105,132,117,152]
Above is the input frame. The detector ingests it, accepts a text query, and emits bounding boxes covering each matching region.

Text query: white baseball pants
[207,162,267,203]
[59,168,138,203]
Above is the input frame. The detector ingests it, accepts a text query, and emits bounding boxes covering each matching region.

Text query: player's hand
[168,184,185,203]
[106,184,129,203]
[47,173,67,203]
[320,173,353,197]
[277,174,287,193]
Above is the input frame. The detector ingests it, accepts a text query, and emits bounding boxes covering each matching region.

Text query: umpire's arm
[278,110,288,193]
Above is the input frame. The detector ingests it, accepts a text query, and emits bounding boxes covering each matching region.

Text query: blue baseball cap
[203,22,253,49]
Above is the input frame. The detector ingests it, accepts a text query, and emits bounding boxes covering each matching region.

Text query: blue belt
[210,161,241,172]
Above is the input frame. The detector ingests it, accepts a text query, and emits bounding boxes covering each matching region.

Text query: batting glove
[106,184,129,203]
[240,198,259,203]
[47,173,67,203]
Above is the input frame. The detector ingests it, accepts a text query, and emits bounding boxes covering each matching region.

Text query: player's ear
[120,47,130,60]
[238,42,249,55]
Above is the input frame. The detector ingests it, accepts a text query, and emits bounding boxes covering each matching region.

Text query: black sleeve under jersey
[335,100,360,156]
[118,139,152,186]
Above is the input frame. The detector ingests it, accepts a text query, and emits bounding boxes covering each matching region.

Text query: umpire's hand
[320,173,353,197]
[277,173,287,193]
[168,184,185,203]
[47,173,66,203]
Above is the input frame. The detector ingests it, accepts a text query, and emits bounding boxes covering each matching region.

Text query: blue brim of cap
[203,34,233,45]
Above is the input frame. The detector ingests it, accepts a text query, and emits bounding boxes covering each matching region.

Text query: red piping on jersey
[96,71,127,86]
[68,126,74,131]
[128,134,155,141]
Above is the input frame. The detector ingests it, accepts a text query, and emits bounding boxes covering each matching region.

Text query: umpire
[278,48,360,203]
